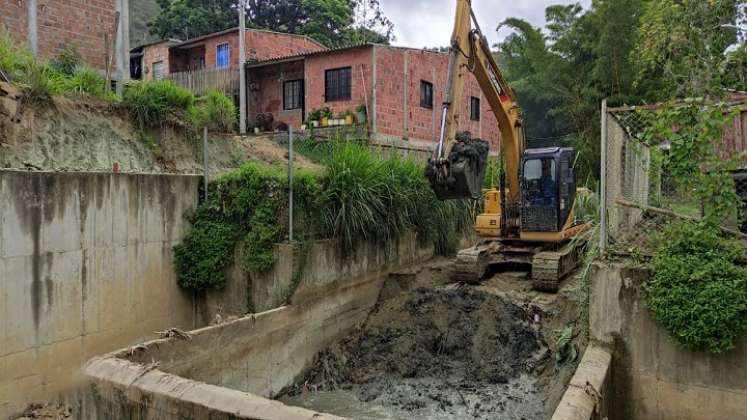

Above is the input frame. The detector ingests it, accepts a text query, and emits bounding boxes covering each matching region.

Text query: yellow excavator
[426,0,591,292]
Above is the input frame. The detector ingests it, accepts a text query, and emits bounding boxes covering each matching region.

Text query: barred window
[420,80,433,109]
[216,43,230,69]
[325,67,352,102]
[470,96,480,121]
[283,80,303,110]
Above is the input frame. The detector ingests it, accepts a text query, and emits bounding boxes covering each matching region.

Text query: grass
[174,139,475,291]
[122,80,195,128]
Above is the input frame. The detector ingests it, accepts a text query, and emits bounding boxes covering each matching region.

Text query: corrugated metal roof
[245,43,373,68]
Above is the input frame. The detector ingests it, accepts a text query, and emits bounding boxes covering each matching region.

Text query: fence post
[288,126,294,242]
[203,126,209,201]
[600,99,608,253]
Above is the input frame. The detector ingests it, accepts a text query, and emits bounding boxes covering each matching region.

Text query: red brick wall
[374,46,501,152]
[248,45,502,153]
[0,0,28,43]
[248,60,305,128]
[305,46,374,119]
[142,41,172,81]
[200,29,325,72]
[2,0,116,70]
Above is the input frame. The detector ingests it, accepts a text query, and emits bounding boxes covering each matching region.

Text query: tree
[148,0,395,47]
[632,0,745,98]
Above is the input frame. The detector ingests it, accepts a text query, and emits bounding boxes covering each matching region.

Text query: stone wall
[590,263,747,420]
[0,171,200,418]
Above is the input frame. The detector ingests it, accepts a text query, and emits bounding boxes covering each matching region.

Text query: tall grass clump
[122,80,195,128]
[320,141,473,254]
[189,90,237,132]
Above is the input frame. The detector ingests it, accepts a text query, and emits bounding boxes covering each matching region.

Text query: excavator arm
[427,0,526,204]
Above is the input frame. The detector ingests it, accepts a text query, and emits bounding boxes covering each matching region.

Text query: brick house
[246,44,502,154]
[1,0,120,71]
[132,28,325,81]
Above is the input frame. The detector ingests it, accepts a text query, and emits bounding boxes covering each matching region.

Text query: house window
[283,79,303,110]
[152,61,164,80]
[420,80,434,109]
[470,96,480,121]
[325,67,352,102]
[216,43,230,69]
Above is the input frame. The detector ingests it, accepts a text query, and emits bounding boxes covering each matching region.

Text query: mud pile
[281,286,553,420]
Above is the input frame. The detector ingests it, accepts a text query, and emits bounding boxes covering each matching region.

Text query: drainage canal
[278,284,572,420]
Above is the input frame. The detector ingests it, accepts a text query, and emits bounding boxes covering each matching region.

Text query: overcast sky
[380,0,593,48]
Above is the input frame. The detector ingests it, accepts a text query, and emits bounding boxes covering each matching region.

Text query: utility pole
[238,0,247,134]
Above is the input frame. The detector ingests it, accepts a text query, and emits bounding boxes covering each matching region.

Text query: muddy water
[279,286,556,420]
[280,374,545,419]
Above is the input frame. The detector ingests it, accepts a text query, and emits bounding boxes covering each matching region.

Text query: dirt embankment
[0,84,319,174]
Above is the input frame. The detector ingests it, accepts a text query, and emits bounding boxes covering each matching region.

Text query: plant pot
[345,115,354,125]
[321,117,329,127]
[311,121,319,128]
[301,124,307,131]
[253,127,260,134]
[357,111,367,124]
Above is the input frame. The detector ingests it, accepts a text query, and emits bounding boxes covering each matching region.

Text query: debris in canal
[280,286,561,420]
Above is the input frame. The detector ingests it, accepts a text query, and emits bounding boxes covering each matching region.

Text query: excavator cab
[520,147,577,233]
[427,133,490,200]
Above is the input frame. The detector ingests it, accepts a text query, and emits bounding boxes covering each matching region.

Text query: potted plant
[307,108,322,128]
[341,110,354,125]
[356,104,367,125]
[320,107,332,127]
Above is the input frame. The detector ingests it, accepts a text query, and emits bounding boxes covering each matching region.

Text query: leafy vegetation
[647,221,747,353]
[122,80,195,128]
[189,89,237,132]
[174,140,474,291]
[147,0,393,48]
[497,0,746,180]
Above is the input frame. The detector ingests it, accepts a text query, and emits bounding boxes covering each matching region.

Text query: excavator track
[531,238,587,293]
[452,235,588,292]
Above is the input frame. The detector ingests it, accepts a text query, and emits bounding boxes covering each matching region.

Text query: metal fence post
[600,99,608,253]
[288,126,294,242]
[203,126,209,201]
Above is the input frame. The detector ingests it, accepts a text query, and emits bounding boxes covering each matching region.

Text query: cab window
[523,158,557,206]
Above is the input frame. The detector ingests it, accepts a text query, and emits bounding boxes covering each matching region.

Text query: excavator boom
[427,0,525,202]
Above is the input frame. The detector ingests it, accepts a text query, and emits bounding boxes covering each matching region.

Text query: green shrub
[0,31,34,81]
[174,141,474,292]
[189,90,237,132]
[173,217,240,290]
[647,221,747,353]
[122,80,195,128]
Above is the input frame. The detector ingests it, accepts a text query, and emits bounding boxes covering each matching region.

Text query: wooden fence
[167,68,240,96]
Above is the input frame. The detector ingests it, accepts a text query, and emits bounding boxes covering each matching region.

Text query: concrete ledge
[551,345,612,420]
[84,356,345,420]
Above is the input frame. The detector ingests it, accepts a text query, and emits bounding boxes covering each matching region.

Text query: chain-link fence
[600,99,747,254]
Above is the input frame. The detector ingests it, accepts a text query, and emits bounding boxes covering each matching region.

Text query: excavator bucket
[426,135,489,200]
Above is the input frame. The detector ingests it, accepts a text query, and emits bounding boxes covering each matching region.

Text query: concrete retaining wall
[590,263,747,420]
[0,171,200,418]
[82,234,434,419]
[551,345,612,420]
